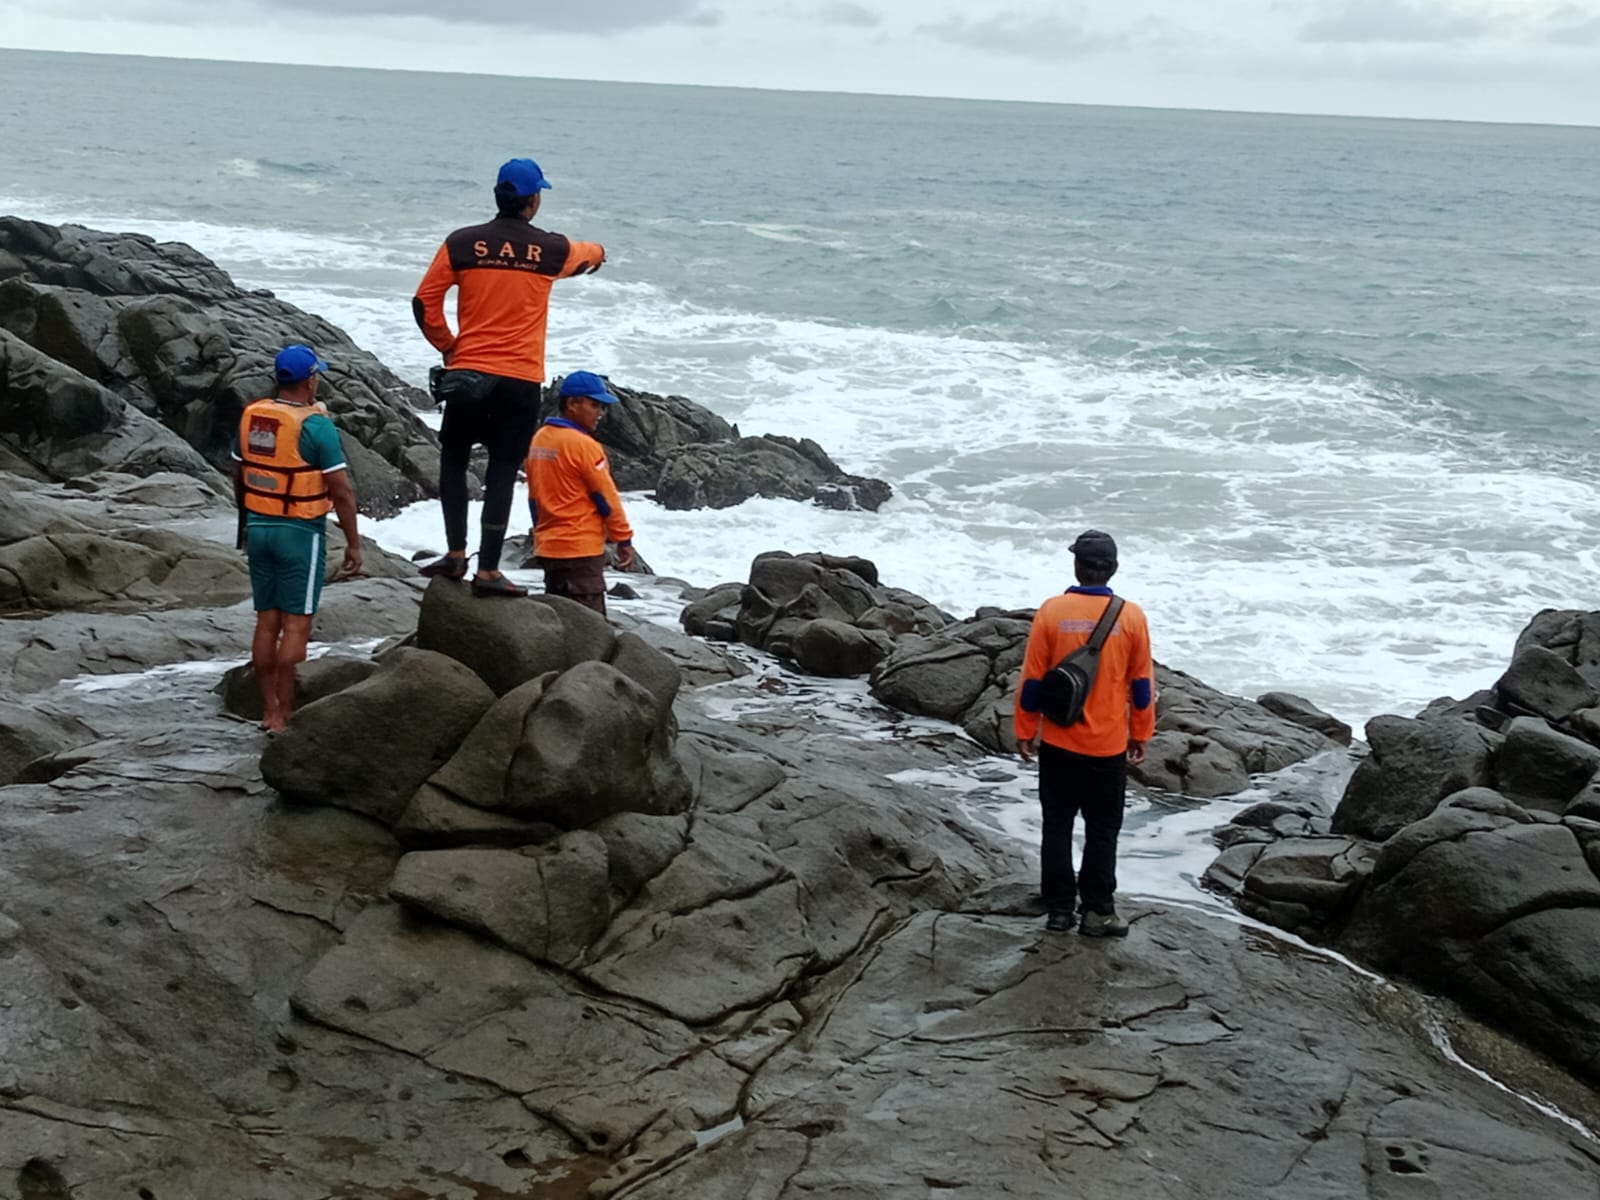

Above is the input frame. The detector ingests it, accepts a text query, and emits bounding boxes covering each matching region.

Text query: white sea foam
[8,194,1596,726]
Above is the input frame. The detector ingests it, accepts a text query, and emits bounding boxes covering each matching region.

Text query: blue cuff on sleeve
[1132,678,1153,710]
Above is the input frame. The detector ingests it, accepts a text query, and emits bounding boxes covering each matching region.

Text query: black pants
[1038,743,1128,915]
[437,375,540,572]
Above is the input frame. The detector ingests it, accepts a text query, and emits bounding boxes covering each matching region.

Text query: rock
[418,673,557,815]
[260,648,496,824]
[1513,608,1600,690]
[502,661,692,828]
[214,653,380,723]
[680,582,743,638]
[1331,715,1498,841]
[1495,644,1599,723]
[415,577,616,695]
[389,833,612,967]
[870,638,992,720]
[0,700,96,786]
[1237,836,1375,934]
[1257,690,1353,745]
[1340,812,1600,1080]
[790,618,893,677]
[0,527,251,613]
[0,218,444,515]
[1493,716,1600,812]
[569,377,737,492]
[613,611,748,688]
[1136,665,1337,798]
[655,435,892,512]
[0,327,225,487]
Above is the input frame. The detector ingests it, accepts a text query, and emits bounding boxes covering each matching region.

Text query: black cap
[1069,529,1118,564]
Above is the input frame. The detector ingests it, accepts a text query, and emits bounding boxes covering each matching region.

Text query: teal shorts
[248,522,325,615]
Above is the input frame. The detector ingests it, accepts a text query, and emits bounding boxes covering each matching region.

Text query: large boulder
[503,661,692,827]
[1495,644,1599,723]
[1337,793,1600,1079]
[261,648,496,824]
[1331,715,1498,841]
[0,327,224,486]
[415,577,616,695]
[0,217,443,515]
[0,527,250,613]
[1493,716,1600,812]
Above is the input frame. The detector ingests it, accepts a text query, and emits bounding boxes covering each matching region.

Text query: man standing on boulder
[526,371,636,616]
[234,344,361,733]
[1014,530,1155,937]
[412,156,606,598]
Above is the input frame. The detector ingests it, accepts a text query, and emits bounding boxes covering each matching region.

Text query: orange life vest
[238,399,333,520]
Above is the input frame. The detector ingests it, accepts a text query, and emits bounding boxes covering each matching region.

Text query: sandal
[470,574,527,598]
[419,554,469,580]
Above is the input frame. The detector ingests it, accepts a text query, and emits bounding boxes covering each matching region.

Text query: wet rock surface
[1207,606,1600,1087]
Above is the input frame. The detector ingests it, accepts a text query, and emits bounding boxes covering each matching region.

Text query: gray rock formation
[0,216,441,515]
[655,434,893,512]
[1209,606,1600,1085]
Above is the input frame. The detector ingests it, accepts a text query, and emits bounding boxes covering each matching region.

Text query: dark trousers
[437,375,540,572]
[1038,743,1128,915]
[541,554,608,615]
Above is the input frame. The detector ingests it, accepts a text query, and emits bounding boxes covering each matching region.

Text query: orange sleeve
[1012,606,1055,744]
[412,243,459,355]
[578,444,633,545]
[1130,610,1156,743]
[557,239,606,279]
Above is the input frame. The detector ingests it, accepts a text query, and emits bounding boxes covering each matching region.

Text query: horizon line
[3,44,1598,133]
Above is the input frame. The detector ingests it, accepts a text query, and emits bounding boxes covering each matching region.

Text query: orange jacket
[412,216,605,384]
[237,399,334,520]
[1013,588,1156,757]
[527,419,633,559]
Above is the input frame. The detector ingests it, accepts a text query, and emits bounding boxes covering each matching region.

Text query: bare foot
[263,714,287,734]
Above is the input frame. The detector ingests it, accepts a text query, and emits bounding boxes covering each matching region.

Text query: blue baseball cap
[274,344,327,384]
[497,157,552,197]
[559,371,618,405]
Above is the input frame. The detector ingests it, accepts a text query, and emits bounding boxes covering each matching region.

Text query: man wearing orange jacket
[1014,530,1156,937]
[526,371,636,615]
[412,156,606,598]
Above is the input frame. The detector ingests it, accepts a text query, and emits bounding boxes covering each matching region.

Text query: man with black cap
[412,156,606,597]
[1013,530,1156,937]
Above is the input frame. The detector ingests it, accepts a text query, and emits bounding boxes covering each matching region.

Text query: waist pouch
[429,367,499,407]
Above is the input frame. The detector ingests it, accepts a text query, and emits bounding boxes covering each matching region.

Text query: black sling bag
[1038,596,1125,727]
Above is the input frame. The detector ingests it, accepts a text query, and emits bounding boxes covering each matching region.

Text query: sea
[4,48,1600,730]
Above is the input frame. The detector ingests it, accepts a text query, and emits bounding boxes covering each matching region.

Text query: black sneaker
[470,574,527,598]
[1078,910,1130,938]
[419,555,469,580]
[1045,910,1074,933]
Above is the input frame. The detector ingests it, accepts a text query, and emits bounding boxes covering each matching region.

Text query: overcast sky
[3,0,1598,125]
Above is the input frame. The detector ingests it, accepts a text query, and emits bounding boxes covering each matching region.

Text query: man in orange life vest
[526,371,636,615]
[412,156,606,598]
[1014,530,1155,937]
[232,344,361,733]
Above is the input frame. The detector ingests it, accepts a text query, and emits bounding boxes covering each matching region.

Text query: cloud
[264,0,721,33]
[1299,0,1489,44]
[918,8,1120,60]
[1539,2,1600,43]
[815,1,880,27]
